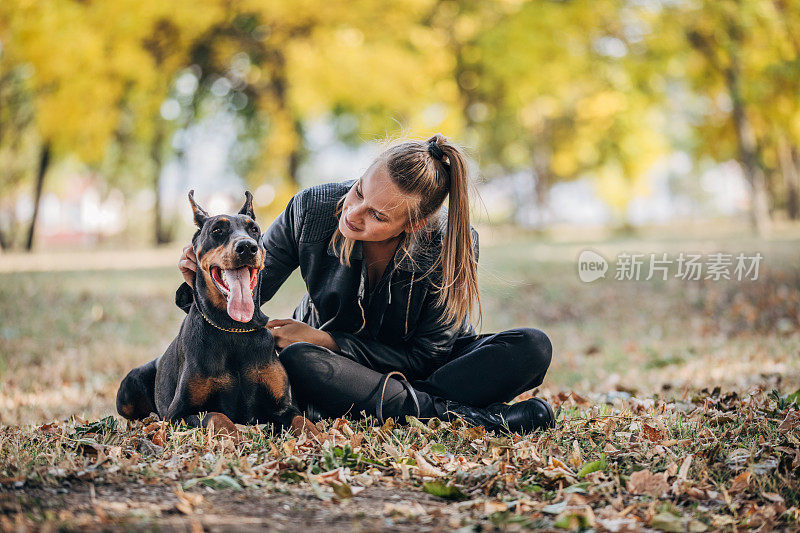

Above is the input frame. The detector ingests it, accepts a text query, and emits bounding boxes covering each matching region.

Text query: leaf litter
[1,385,798,530]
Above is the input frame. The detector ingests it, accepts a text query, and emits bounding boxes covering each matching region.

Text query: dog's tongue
[222,267,254,322]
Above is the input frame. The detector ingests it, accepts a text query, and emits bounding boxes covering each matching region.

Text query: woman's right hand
[179,244,197,287]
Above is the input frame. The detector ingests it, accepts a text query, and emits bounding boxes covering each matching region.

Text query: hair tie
[427,140,445,162]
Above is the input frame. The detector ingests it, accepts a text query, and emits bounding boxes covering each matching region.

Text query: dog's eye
[212,227,224,236]
[250,226,260,236]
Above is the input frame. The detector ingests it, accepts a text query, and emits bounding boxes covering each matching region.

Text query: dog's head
[188,190,265,323]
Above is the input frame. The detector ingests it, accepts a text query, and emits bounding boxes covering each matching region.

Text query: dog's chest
[199,340,285,418]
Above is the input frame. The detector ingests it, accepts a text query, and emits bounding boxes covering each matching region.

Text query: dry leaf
[778,411,799,434]
[315,467,347,486]
[569,440,583,468]
[762,492,784,504]
[642,423,663,442]
[627,469,670,497]
[384,502,427,517]
[571,392,590,406]
[729,470,751,494]
[678,455,693,482]
[413,451,445,478]
[173,485,203,515]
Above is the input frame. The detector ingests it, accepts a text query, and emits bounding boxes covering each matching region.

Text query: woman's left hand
[267,318,339,351]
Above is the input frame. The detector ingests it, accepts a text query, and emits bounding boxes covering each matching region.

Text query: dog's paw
[290,414,326,443]
[203,412,243,443]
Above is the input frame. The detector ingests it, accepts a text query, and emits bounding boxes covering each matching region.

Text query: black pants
[279,328,552,422]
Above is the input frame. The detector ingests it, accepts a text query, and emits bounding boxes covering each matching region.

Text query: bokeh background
[1,0,799,425]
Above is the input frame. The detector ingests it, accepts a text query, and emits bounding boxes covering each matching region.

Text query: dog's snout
[235,239,258,258]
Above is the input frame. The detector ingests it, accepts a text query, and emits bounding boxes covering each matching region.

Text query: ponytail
[435,135,482,328]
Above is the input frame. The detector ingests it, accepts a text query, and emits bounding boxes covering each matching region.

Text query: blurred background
[1,0,799,425]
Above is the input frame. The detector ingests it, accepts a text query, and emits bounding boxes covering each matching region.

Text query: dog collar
[196,305,266,333]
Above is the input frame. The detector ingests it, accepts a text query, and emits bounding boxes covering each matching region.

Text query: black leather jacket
[182,179,478,381]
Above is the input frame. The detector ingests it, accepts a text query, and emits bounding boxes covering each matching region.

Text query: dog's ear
[188,190,209,228]
[175,282,194,314]
[238,190,255,220]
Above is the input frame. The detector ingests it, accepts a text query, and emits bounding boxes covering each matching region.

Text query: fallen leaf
[413,451,445,478]
[729,470,751,494]
[650,511,683,532]
[643,423,664,442]
[384,502,427,517]
[331,481,353,499]
[422,481,467,500]
[762,492,784,503]
[173,485,203,514]
[627,470,670,497]
[778,410,799,433]
[678,455,693,482]
[577,454,607,478]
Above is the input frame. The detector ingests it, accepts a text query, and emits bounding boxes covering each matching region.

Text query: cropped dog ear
[239,190,255,220]
[188,190,209,228]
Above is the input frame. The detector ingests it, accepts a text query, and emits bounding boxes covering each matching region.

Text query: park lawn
[1,223,799,530]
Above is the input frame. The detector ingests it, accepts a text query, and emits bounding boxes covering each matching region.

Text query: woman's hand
[267,319,339,351]
[179,244,197,287]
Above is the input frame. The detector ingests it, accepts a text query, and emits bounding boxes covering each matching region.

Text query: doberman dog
[115,191,319,441]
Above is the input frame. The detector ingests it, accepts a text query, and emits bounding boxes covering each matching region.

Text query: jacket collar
[326,210,446,274]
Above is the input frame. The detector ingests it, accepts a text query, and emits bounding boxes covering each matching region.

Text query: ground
[1,220,799,531]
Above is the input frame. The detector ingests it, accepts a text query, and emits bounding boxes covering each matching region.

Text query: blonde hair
[331,133,481,328]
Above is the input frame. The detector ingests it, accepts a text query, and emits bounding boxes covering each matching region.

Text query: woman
[179,134,555,433]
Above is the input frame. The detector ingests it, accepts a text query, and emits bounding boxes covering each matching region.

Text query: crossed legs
[279,328,553,422]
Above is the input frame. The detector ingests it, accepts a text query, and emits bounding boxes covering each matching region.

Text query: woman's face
[338,162,423,243]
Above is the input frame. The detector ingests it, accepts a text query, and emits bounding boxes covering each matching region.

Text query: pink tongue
[222,267,254,322]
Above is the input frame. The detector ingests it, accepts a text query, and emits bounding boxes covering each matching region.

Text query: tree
[452,0,668,226]
[649,0,800,235]
[0,0,125,249]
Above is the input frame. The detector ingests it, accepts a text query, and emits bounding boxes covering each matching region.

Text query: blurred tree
[449,0,668,227]
[103,0,224,244]
[0,0,223,247]
[289,0,464,138]
[0,0,123,249]
[4,0,799,247]
[180,0,462,219]
[0,63,38,250]
[750,0,800,220]
[651,0,800,235]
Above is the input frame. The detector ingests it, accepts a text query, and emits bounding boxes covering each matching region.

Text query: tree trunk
[688,11,771,236]
[266,49,303,189]
[0,228,10,250]
[724,43,770,236]
[151,121,169,245]
[287,119,303,189]
[777,137,799,220]
[530,122,554,230]
[793,147,800,220]
[25,143,51,251]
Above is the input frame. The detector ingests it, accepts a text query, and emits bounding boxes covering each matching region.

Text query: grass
[1,222,799,530]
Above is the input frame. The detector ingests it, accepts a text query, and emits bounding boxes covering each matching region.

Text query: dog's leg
[183,412,243,443]
[272,403,324,442]
[164,373,243,442]
[116,356,160,421]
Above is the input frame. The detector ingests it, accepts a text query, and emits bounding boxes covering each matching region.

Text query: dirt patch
[2,481,461,531]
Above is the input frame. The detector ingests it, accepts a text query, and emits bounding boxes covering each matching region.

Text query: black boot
[437,397,555,434]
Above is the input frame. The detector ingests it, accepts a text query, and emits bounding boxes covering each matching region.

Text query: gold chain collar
[196,305,265,334]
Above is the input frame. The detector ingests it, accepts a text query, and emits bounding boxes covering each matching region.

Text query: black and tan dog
[116,191,318,440]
